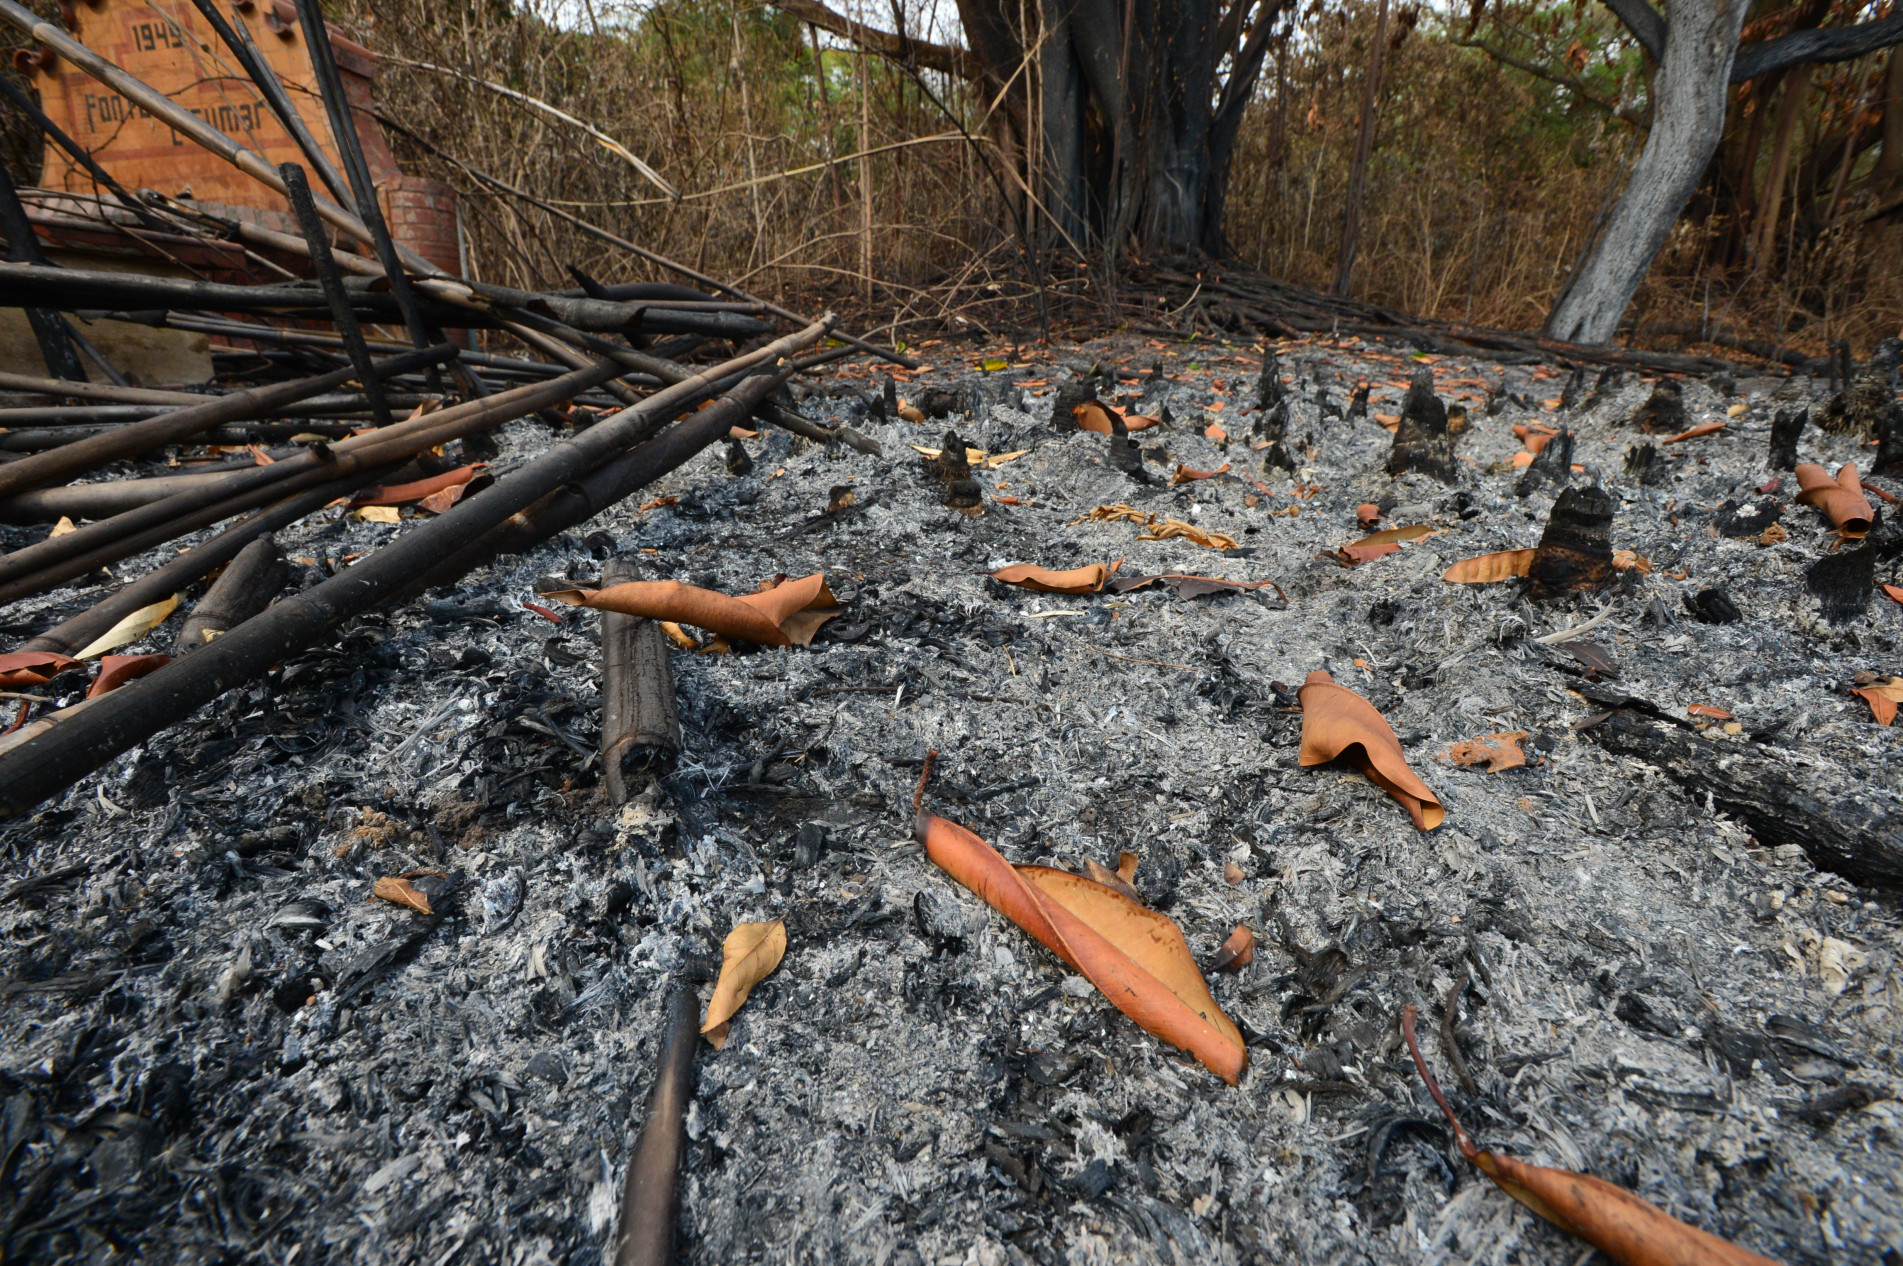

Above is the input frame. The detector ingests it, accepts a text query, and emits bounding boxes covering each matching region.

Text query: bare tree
[1549,0,1903,344]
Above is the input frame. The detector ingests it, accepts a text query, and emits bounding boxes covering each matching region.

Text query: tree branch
[1599,0,1664,62]
[1732,13,1903,82]
[1452,36,1622,115]
[773,0,979,78]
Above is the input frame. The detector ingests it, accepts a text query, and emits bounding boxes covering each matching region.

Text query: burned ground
[2,334,1900,1264]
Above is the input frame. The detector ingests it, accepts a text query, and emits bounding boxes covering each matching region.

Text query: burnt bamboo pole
[186,0,354,208]
[0,161,86,381]
[0,372,206,405]
[280,162,391,426]
[0,394,431,425]
[0,344,455,500]
[175,535,287,652]
[0,320,827,812]
[292,0,432,357]
[0,359,621,601]
[613,986,699,1266]
[16,466,401,657]
[0,459,298,524]
[600,556,682,806]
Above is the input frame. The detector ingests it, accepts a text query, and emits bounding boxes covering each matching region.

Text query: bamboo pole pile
[0,0,895,812]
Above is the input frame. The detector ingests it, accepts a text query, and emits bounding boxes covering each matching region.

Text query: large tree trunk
[1546,0,1750,344]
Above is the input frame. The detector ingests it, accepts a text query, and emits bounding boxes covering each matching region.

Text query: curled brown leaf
[1795,463,1874,535]
[917,813,1247,1083]
[990,561,1118,594]
[543,574,841,647]
[86,653,172,699]
[372,876,433,915]
[1299,671,1444,829]
[1212,925,1255,972]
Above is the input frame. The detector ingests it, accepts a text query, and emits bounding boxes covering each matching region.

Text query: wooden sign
[23,0,397,216]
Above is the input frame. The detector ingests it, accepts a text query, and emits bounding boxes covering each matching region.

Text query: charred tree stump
[1630,380,1686,433]
[1580,701,1903,890]
[1807,545,1875,623]
[1770,407,1807,470]
[1527,484,1615,601]
[1385,368,1458,482]
[599,558,682,806]
[1874,404,1903,477]
[176,536,288,652]
[1515,429,1574,498]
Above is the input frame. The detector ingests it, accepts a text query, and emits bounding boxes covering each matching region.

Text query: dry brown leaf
[1662,420,1727,443]
[1403,1006,1779,1266]
[1116,852,1138,883]
[1212,925,1255,972]
[702,919,787,1049]
[1795,462,1874,535]
[918,812,1247,1083]
[1442,731,1528,772]
[1851,677,1903,726]
[1084,858,1142,902]
[990,561,1118,594]
[543,574,841,647]
[1172,463,1231,483]
[1442,548,1537,584]
[1222,860,1245,884]
[897,401,926,423]
[48,515,76,538]
[1610,549,1652,574]
[85,653,172,699]
[1355,524,1434,547]
[1883,582,1903,606]
[1084,503,1153,525]
[1299,671,1444,829]
[349,464,488,508]
[1356,503,1381,527]
[1687,703,1733,720]
[1204,422,1229,441]
[1137,519,1238,551]
[1335,542,1400,566]
[354,504,402,524]
[657,621,698,650]
[372,875,433,915]
[910,443,988,464]
[1756,522,1786,546]
[72,594,180,660]
[0,651,82,689]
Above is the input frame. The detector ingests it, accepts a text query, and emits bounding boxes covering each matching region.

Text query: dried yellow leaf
[702,919,787,1048]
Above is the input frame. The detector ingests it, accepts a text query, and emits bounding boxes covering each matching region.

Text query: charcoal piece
[1712,500,1782,538]
[1484,387,1508,416]
[1874,402,1903,476]
[1256,344,1286,411]
[1818,338,1900,435]
[1385,368,1458,483]
[1253,397,1288,444]
[1072,1158,1115,1200]
[1684,586,1742,624]
[793,821,827,868]
[1514,428,1573,498]
[525,1051,568,1086]
[1630,380,1685,433]
[1525,484,1614,601]
[1107,412,1153,484]
[1806,545,1874,623]
[882,374,898,417]
[1623,442,1666,486]
[1049,378,1097,432]
[1558,365,1587,411]
[1315,388,1342,420]
[724,436,753,476]
[1347,383,1369,420]
[1769,407,1807,470]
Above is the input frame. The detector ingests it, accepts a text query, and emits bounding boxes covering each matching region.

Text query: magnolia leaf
[1442,548,1537,584]
[545,574,840,647]
[72,594,180,660]
[1443,731,1528,772]
[1299,671,1444,830]
[702,919,787,1049]
[990,561,1117,594]
[372,875,433,915]
[1212,925,1255,972]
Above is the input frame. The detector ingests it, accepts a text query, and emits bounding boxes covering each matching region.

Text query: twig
[1440,970,1479,1097]
[1400,1004,1478,1160]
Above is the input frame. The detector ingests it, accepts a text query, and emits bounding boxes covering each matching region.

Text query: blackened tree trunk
[792,0,1283,258]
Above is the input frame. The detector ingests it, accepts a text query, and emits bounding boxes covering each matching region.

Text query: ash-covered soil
[2,333,1901,1265]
